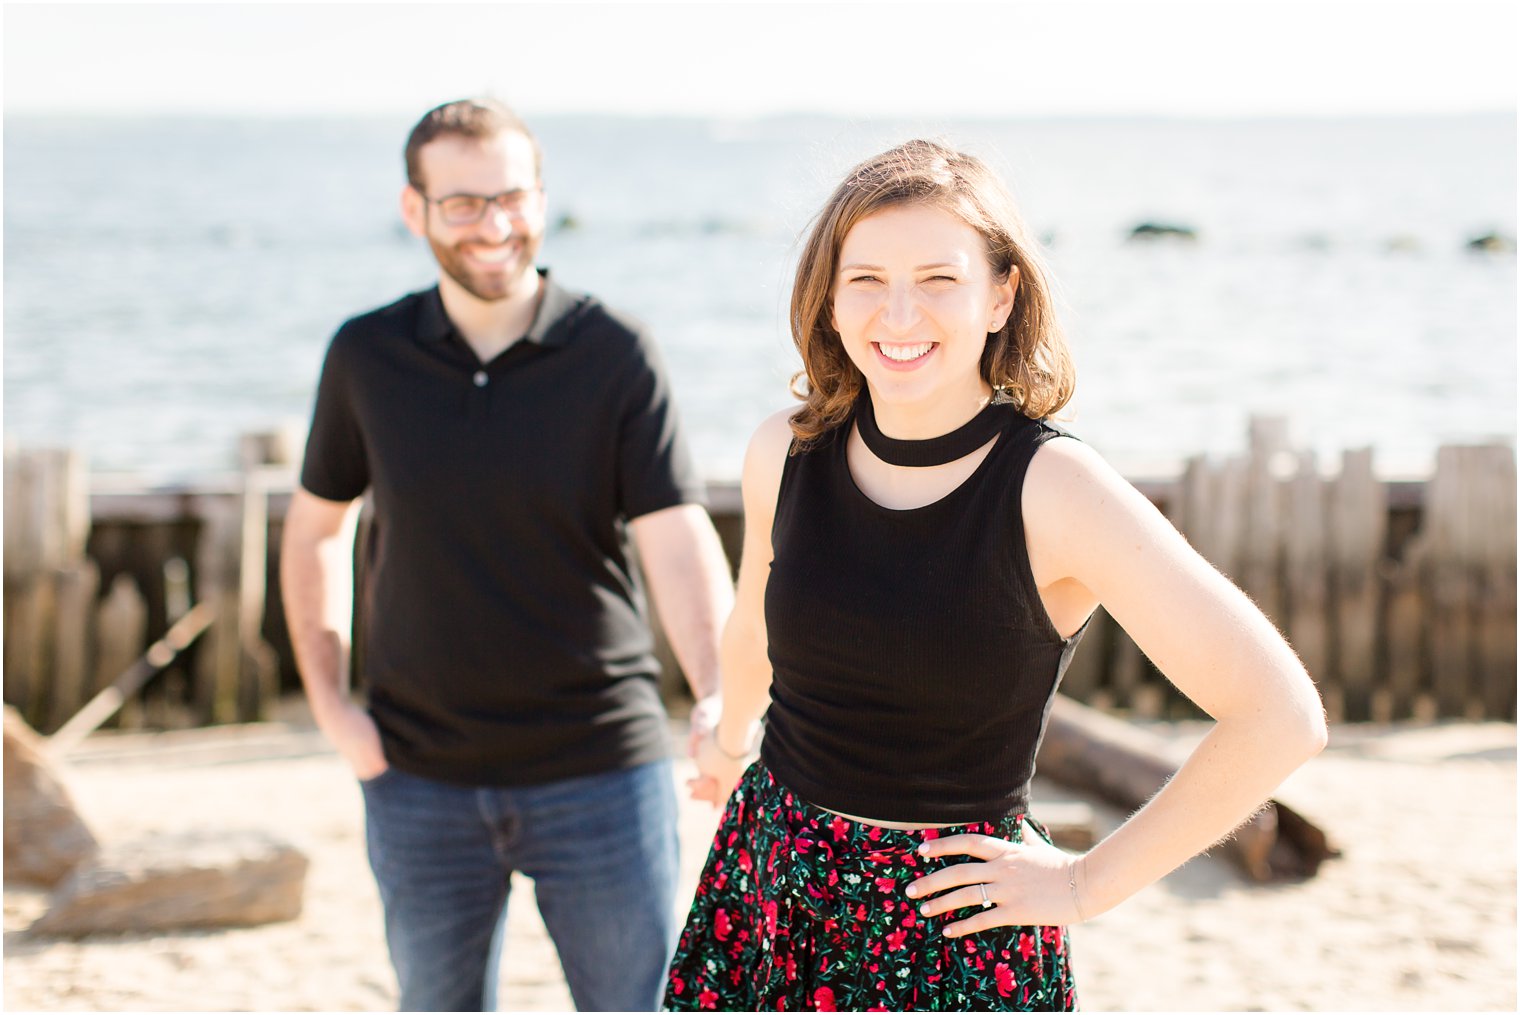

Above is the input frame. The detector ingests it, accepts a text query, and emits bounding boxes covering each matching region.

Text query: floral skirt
[664,762,1078,1012]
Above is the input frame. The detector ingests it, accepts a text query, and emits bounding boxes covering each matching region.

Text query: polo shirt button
[473,371,488,387]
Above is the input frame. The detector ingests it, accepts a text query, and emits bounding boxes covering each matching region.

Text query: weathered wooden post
[1242,416,1290,622]
[1212,456,1249,585]
[194,494,242,725]
[1472,445,1516,720]
[1283,449,1330,697]
[237,433,287,722]
[3,448,92,730]
[93,574,150,713]
[48,562,101,732]
[149,557,193,728]
[1328,448,1385,721]
[1425,447,1477,718]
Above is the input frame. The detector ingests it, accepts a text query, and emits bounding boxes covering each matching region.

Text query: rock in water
[3,706,99,885]
[30,829,308,936]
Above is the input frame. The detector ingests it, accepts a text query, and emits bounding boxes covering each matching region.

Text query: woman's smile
[874,341,938,368]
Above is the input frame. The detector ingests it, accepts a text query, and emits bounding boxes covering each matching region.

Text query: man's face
[402,131,546,303]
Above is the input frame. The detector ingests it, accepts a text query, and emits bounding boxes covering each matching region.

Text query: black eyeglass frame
[420,187,543,225]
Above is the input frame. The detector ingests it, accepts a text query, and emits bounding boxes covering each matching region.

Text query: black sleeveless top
[760,403,1087,823]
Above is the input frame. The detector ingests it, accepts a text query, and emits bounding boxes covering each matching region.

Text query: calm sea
[4,114,1514,482]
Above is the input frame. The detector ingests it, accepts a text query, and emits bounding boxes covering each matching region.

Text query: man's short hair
[404,98,543,191]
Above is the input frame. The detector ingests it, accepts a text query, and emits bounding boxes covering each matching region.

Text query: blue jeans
[360,759,679,1012]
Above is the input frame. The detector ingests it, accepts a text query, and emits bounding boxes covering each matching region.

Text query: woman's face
[832,203,1015,416]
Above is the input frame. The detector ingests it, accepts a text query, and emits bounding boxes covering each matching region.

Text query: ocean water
[4,114,1514,482]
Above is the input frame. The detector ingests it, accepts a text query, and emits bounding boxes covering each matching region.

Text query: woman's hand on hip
[906,831,1088,935]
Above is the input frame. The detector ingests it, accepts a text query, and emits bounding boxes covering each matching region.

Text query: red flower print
[868,826,883,840]
[698,988,718,1010]
[886,928,908,951]
[1018,932,1037,962]
[714,908,732,942]
[827,869,839,886]
[763,899,779,936]
[831,816,849,841]
[994,962,1015,997]
[922,828,941,841]
[814,986,837,1011]
[738,849,753,873]
[671,976,685,996]
[874,876,895,893]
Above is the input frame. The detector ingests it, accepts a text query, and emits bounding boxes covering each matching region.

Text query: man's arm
[280,486,387,779]
[629,502,734,709]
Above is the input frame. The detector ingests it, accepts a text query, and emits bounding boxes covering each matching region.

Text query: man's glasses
[423,188,540,226]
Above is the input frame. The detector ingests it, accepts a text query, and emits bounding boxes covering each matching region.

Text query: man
[281,99,733,1012]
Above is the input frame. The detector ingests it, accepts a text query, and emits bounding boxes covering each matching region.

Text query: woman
[664,139,1326,1012]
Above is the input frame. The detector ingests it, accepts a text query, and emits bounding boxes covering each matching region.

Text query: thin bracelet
[711,727,754,761]
[1067,856,1088,923]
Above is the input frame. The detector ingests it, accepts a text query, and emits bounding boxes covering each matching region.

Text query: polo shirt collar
[416,268,577,348]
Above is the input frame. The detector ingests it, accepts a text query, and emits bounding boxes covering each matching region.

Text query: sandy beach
[4,709,1514,1013]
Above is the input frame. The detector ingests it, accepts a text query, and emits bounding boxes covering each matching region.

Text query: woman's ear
[991,265,1020,331]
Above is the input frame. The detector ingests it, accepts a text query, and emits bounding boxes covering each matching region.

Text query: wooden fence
[3,418,1515,733]
[4,435,290,733]
[1061,418,1516,721]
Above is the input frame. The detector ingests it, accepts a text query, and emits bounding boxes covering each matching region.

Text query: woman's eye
[927,275,957,283]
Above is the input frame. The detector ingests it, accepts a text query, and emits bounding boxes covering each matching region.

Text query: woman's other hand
[687,723,756,807]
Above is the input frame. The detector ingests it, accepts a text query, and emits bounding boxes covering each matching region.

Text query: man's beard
[428,234,541,302]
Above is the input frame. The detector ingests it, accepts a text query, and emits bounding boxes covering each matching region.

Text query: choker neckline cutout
[854,388,1008,468]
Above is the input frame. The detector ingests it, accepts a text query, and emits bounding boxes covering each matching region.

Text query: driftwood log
[1036,694,1339,881]
[3,707,98,885]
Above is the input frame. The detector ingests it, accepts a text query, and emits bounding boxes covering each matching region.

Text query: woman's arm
[911,436,1328,931]
[688,408,794,805]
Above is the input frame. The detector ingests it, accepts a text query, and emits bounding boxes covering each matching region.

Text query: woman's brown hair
[788,139,1073,448]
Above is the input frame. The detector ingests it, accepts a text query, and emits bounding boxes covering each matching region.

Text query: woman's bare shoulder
[1022,433,1163,551]
[739,407,799,510]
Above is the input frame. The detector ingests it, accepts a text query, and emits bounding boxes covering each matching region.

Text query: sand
[4,712,1514,1012]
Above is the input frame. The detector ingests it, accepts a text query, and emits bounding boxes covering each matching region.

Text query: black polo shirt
[300,270,705,786]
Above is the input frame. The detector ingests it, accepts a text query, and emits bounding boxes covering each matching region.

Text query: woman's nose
[880,285,920,333]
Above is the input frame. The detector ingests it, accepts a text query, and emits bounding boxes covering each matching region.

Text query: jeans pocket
[359,766,399,791]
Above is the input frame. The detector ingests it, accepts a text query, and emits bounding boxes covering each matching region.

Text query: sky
[2,0,1516,119]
